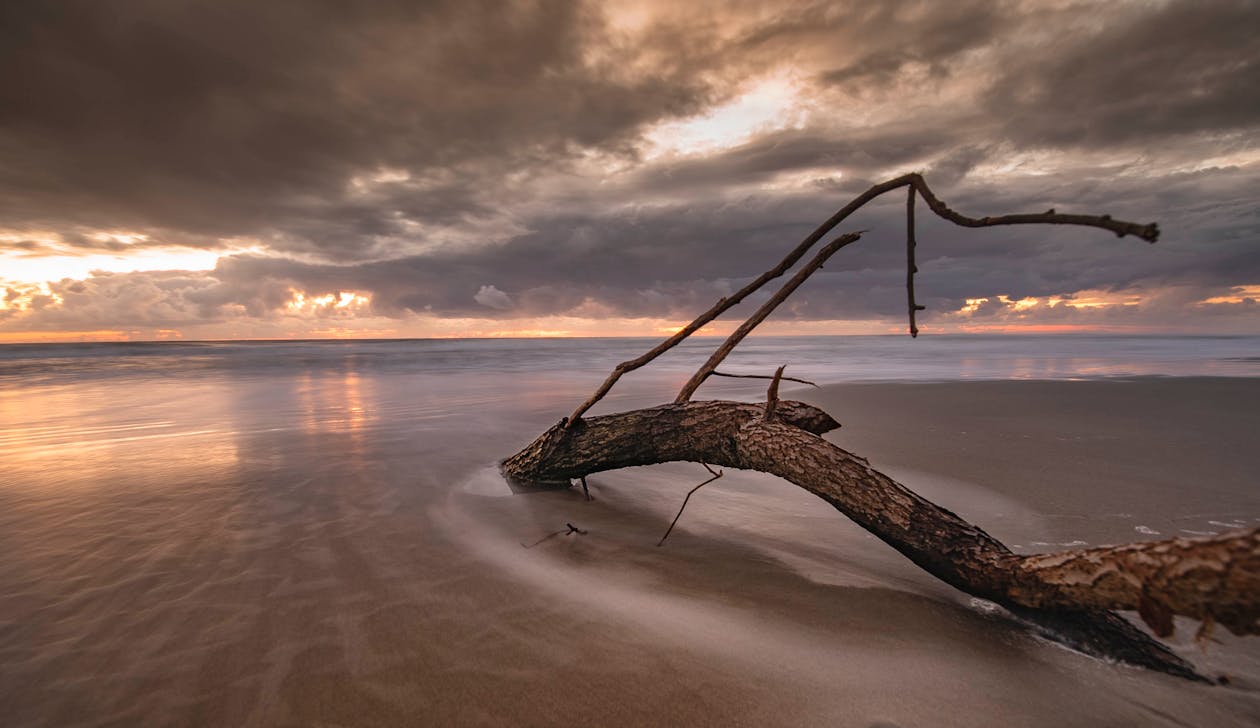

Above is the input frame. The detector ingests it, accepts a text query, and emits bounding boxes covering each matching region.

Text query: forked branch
[567,173,1159,422]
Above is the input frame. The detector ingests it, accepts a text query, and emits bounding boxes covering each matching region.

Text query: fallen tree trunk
[502,175,1258,681]
[504,400,1259,681]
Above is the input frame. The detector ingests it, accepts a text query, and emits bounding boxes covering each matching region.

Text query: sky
[1,0,1258,342]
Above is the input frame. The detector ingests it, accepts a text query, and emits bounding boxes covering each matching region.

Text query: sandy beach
[2,370,1258,726]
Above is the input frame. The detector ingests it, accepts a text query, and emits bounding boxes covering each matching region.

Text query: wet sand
[1,375,1258,726]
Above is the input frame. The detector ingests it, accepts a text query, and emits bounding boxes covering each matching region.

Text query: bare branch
[910,175,1160,242]
[906,186,925,337]
[711,370,818,387]
[565,174,1158,424]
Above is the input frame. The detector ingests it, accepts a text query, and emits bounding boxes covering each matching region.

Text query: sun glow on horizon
[955,290,1143,317]
[1199,285,1260,305]
[285,290,373,315]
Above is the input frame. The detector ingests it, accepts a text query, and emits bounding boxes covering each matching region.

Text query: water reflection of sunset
[0,381,242,492]
[291,367,376,463]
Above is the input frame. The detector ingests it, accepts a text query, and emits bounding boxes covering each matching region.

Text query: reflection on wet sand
[292,367,375,456]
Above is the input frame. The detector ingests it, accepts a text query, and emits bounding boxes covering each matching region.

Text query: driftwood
[503,175,1258,681]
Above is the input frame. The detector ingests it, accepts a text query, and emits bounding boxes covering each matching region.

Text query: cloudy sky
[1,0,1257,342]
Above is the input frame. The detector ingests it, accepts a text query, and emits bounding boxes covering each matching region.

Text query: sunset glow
[0,1,1254,342]
[1199,285,1260,305]
[285,290,374,316]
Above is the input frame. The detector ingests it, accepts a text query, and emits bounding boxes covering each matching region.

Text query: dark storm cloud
[1,0,1258,335]
[183,155,1257,326]
[9,157,1259,334]
[985,0,1260,148]
[813,1,1016,89]
[0,0,712,252]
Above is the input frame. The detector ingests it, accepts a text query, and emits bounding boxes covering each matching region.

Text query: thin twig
[567,173,1159,422]
[711,370,818,387]
[764,365,786,421]
[675,233,862,403]
[579,475,592,501]
[520,522,588,549]
[657,467,724,547]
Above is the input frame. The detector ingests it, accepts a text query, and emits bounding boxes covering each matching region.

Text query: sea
[3,334,1257,388]
[3,334,1255,465]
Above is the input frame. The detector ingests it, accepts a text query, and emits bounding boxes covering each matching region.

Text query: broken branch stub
[763,365,786,422]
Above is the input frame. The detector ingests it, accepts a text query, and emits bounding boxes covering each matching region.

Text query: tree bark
[504,399,1259,681]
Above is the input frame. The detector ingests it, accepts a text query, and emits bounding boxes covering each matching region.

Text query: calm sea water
[2,334,1256,388]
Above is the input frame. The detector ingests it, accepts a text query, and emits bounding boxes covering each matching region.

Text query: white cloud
[473,284,513,310]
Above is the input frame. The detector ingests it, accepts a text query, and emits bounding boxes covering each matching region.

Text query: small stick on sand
[657,463,724,547]
[521,523,588,549]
